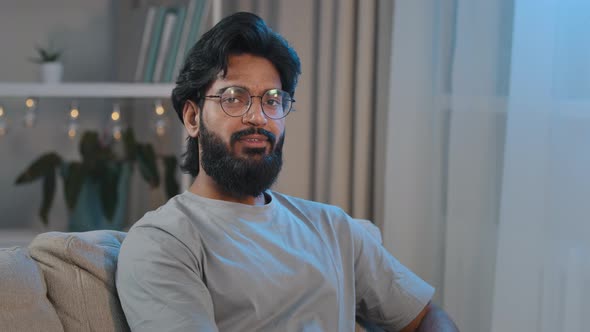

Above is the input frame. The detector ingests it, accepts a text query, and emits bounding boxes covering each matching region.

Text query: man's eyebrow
[214,85,249,94]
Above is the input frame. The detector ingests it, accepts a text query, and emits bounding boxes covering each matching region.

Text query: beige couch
[0,223,382,332]
[0,231,129,332]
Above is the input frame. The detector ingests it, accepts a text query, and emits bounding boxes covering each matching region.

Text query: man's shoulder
[270,191,347,216]
[270,191,381,242]
[126,192,201,243]
[120,192,209,264]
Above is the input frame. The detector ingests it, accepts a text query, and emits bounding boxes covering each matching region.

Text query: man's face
[196,54,287,197]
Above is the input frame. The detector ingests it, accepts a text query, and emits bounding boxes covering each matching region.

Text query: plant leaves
[136,144,159,187]
[15,153,62,184]
[122,128,137,161]
[40,171,56,225]
[35,45,61,62]
[99,164,120,221]
[162,155,179,198]
[79,131,100,165]
[63,162,86,211]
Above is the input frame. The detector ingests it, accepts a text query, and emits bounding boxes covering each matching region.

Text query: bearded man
[116,12,458,332]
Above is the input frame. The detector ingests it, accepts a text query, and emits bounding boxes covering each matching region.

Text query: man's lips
[238,135,269,147]
[231,128,276,149]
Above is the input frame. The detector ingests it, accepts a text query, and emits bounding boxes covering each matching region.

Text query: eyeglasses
[205,86,295,120]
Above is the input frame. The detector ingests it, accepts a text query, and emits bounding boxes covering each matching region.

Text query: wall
[0,0,114,229]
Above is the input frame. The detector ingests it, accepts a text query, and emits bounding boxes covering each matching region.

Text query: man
[117,12,459,332]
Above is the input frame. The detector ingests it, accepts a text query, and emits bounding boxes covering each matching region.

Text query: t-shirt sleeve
[116,225,218,332]
[351,220,435,331]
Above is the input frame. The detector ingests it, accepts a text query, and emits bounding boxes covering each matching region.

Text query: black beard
[199,122,284,198]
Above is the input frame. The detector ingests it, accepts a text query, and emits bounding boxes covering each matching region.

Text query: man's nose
[242,96,268,126]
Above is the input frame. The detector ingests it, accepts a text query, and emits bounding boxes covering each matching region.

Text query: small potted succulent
[30,44,64,83]
[15,128,179,231]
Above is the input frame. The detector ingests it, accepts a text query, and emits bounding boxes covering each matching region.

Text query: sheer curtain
[382,1,589,331]
[491,1,590,331]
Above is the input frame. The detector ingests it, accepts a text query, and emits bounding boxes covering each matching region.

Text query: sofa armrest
[0,246,63,331]
[29,230,129,332]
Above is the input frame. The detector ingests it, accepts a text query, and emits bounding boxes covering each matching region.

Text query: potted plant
[15,128,179,231]
[30,44,64,83]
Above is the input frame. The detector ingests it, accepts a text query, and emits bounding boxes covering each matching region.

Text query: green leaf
[40,171,56,225]
[163,155,179,198]
[15,153,62,184]
[79,131,100,164]
[99,164,120,221]
[136,144,159,187]
[63,162,86,211]
[123,128,137,161]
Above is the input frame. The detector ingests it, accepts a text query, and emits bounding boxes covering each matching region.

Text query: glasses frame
[204,86,296,120]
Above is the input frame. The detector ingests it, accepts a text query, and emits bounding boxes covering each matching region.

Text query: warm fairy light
[113,131,122,140]
[155,105,165,115]
[156,126,166,136]
[111,111,120,121]
[70,108,79,119]
[25,98,36,108]
[0,107,7,136]
[68,128,77,138]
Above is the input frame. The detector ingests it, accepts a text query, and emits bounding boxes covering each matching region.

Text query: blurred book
[115,0,210,83]
[133,6,157,82]
[152,9,178,82]
[162,6,187,82]
[171,0,211,82]
[143,6,167,82]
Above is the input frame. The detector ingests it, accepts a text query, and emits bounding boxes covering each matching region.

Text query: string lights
[0,98,169,140]
[110,103,123,141]
[153,99,168,137]
[66,101,80,139]
[0,104,7,136]
[23,97,37,128]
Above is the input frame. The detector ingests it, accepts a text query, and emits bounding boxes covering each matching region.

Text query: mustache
[230,128,276,148]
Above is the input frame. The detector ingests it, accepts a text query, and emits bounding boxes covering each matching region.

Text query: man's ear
[183,100,200,138]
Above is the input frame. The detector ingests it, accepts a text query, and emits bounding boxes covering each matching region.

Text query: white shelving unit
[0,82,175,98]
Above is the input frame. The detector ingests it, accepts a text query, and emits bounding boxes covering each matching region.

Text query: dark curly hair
[171,12,301,177]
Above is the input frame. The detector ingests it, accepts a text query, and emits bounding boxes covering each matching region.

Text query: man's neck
[189,174,266,206]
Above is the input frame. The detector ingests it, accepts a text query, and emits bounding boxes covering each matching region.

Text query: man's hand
[401,302,459,332]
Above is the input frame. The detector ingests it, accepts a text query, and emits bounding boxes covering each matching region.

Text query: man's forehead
[208,64,282,92]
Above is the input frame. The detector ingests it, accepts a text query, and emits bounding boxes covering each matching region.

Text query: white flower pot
[40,62,63,83]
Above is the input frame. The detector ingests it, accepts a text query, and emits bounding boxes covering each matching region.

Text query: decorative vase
[68,164,131,232]
[40,62,63,83]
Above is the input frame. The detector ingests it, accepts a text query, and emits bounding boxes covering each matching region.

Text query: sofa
[0,231,129,332]
[0,221,383,332]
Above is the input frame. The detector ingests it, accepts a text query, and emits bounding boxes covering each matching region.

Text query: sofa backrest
[28,230,130,332]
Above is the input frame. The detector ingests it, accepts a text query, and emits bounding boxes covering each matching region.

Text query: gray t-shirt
[116,191,434,331]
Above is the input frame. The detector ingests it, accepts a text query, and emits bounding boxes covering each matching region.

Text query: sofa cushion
[29,231,130,332]
[0,246,64,332]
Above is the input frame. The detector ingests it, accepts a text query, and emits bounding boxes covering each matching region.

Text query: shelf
[0,82,176,98]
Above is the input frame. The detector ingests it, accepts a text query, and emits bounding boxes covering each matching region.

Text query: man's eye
[265,99,281,106]
[223,97,242,104]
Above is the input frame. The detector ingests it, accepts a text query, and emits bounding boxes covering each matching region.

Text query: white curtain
[383,2,510,330]
[381,0,589,331]
[491,1,590,331]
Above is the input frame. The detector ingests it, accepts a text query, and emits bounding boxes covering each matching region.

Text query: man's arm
[117,226,218,331]
[401,302,459,332]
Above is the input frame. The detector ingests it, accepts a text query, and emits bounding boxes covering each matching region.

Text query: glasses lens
[262,89,291,119]
[220,87,250,116]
